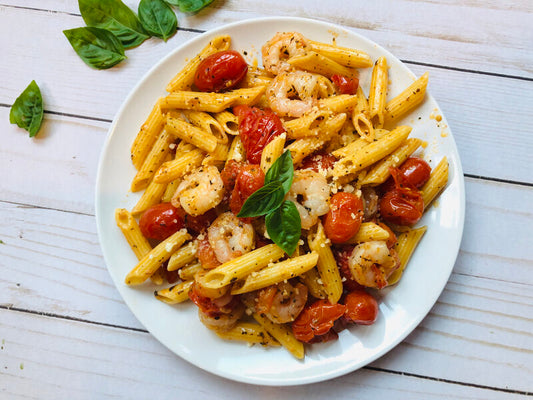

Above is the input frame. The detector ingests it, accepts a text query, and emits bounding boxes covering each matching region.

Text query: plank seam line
[364,366,531,396]
[0,305,149,334]
[0,199,94,217]
[464,173,533,188]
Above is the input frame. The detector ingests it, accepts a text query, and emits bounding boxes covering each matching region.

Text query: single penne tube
[299,268,327,300]
[239,66,273,88]
[166,35,231,92]
[153,148,205,184]
[215,322,280,347]
[154,280,194,304]
[388,226,427,285]
[226,136,246,163]
[385,72,429,124]
[368,57,388,128]
[283,109,333,139]
[260,133,286,174]
[202,140,230,167]
[115,208,152,259]
[332,125,411,178]
[125,229,191,285]
[360,138,423,186]
[214,110,240,136]
[288,51,357,78]
[285,136,327,166]
[131,103,166,170]
[199,244,285,289]
[308,223,343,304]
[178,262,202,281]
[352,112,374,142]
[332,137,370,159]
[167,241,198,271]
[150,268,164,286]
[253,313,304,359]
[231,252,319,295]
[159,86,266,113]
[182,110,227,144]
[308,39,373,68]
[346,222,390,244]
[131,179,168,216]
[161,178,181,202]
[420,157,449,207]
[318,94,359,114]
[131,129,174,192]
[166,116,218,153]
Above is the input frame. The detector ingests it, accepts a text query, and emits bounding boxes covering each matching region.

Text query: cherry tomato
[220,160,246,191]
[334,245,363,292]
[139,202,184,241]
[234,105,285,164]
[175,207,217,234]
[194,50,248,92]
[331,74,359,95]
[323,192,364,243]
[299,152,337,172]
[197,236,221,269]
[230,164,265,215]
[380,169,424,226]
[342,290,379,325]
[292,300,346,343]
[399,157,431,189]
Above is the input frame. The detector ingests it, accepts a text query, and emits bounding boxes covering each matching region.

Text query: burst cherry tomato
[331,74,359,95]
[334,245,364,292]
[175,207,217,234]
[342,290,379,325]
[324,192,364,243]
[197,236,221,269]
[233,105,285,164]
[230,164,265,215]
[292,300,346,343]
[139,203,184,241]
[194,50,248,92]
[299,152,337,172]
[220,160,246,191]
[380,169,424,226]
[399,157,431,189]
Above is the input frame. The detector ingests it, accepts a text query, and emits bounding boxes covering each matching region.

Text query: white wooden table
[1,1,532,398]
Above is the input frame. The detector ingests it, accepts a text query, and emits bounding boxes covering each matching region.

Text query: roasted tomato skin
[334,245,364,292]
[380,188,424,226]
[292,300,346,343]
[139,203,184,241]
[194,50,248,92]
[342,290,379,325]
[230,164,265,215]
[400,157,431,189]
[175,207,217,235]
[331,74,359,95]
[233,105,285,164]
[299,152,337,172]
[324,192,364,243]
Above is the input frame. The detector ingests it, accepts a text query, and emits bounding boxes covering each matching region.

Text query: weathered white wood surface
[0,0,532,398]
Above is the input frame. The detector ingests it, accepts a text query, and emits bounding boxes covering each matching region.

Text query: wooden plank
[0,308,529,398]
[1,1,531,78]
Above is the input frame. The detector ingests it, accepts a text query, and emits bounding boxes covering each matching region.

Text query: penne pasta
[214,322,280,347]
[153,148,205,185]
[166,116,218,153]
[385,72,429,124]
[346,222,390,244]
[131,103,166,170]
[253,313,304,359]
[308,39,373,68]
[288,51,357,78]
[388,226,427,285]
[182,110,227,144]
[154,280,194,304]
[260,133,286,174]
[421,157,449,207]
[368,57,388,128]
[167,241,198,272]
[214,110,240,136]
[115,208,152,259]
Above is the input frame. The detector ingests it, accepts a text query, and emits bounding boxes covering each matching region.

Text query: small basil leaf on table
[79,0,150,49]
[64,27,126,69]
[237,181,285,218]
[139,0,177,42]
[264,150,294,193]
[265,200,302,256]
[169,0,215,13]
[9,80,43,137]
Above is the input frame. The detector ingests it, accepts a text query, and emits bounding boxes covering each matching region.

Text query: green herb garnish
[139,0,178,42]
[9,80,44,138]
[265,201,301,256]
[165,0,214,13]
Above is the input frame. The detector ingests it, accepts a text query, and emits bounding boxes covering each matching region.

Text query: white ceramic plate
[95,17,465,386]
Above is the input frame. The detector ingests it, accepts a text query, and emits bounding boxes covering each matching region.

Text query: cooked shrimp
[267,71,333,117]
[361,187,379,221]
[173,165,224,216]
[348,240,400,289]
[249,281,308,324]
[207,212,255,264]
[261,32,309,75]
[287,170,330,229]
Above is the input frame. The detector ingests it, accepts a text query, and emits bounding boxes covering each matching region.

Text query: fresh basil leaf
[173,0,214,13]
[139,0,177,41]
[64,27,126,69]
[9,80,43,138]
[237,181,285,218]
[79,0,150,48]
[264,150,294,194]
[265,200,301,256]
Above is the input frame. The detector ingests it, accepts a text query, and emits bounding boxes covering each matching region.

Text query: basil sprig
[165,0,214,13]
[63,27,127,69]
[79,0,150,49]
[139,0,178,42]
[9,80,44,138]
[237,151,301,255]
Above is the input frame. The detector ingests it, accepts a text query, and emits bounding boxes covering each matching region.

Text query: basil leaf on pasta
[264,150,294,194]
[9,80,43,138]
[64,27,126,69]
[138,0,177,42]
[79,0,150,48]
[237,181,285,218]
[265,200,301,256]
